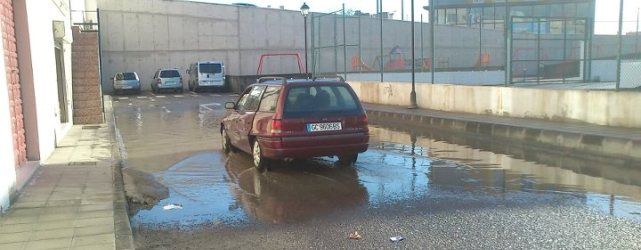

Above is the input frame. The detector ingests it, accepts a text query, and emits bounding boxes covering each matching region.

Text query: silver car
[112,72,141,94]
[151,69,183,93]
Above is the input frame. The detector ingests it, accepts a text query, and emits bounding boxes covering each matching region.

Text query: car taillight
[356,114,369,132]
[270,119,282,135]
[359,114,369,124]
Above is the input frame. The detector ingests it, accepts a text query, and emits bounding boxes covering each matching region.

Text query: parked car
[187,61,225,92]
[221,77,369,170]
[112,72,141,94]
[151,68,183,93]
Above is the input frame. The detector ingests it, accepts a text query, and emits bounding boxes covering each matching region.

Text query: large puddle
[114,95,641,230]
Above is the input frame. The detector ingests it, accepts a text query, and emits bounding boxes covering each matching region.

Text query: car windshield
[283,85,360,118]
[123,72,137,80]
[199,63,222,74]
[160,70,180,78]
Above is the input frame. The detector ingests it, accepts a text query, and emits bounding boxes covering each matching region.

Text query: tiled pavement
[0,125,127,250]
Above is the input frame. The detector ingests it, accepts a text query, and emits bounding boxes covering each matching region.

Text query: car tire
[338,154,358,167]
[252,140,269,170]
[221,129,235,153]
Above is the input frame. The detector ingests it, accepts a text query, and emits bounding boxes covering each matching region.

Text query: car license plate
[120,85,132,89]
[307,122,342,132]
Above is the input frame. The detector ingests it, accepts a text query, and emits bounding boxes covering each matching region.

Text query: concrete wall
[15,0,74,162]
[0,25,17,213]
[349,80,641,129]
[97,0,307,92]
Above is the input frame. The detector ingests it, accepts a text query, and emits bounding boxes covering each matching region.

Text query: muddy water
[113,94,641,232]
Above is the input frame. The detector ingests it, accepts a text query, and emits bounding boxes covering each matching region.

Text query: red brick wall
[1,0,27,166]
[72,27,103,124]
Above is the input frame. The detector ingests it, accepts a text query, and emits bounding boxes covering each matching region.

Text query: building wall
[14,0,74,162]
[1,0,26,167]
[72,27,103,124]
[0,21,17,213]
[97,0,307,92]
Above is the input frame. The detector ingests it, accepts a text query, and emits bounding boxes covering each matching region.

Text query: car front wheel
[222,129,233,153]
[252,140,269,170]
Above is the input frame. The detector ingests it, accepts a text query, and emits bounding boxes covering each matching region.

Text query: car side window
[258,86,281,112]
[236,92,251,111]
[115,73,123,81]
[153,71,159,79]
[243,86,267,112]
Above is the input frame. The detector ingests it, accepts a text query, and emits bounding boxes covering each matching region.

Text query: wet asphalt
[113,92,641,249]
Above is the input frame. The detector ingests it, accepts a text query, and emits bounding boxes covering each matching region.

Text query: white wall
[18,0,74,161]
[0,30,17,213]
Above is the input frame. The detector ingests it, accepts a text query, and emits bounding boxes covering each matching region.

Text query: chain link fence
[310,0,640,91]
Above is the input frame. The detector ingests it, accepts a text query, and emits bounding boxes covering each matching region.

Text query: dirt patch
[123,168,169,214]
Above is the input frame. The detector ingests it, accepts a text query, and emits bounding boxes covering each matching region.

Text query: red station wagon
[221,77,369,170]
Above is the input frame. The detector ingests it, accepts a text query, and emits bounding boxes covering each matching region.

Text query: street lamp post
[409,0,418,109]
[300,3,310,75]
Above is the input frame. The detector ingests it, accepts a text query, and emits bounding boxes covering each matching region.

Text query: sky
[192,0,641,35]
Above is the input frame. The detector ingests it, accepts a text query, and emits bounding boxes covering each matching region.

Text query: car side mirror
[225,102,236,109]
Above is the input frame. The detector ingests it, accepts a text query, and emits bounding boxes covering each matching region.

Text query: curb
[105,95,136,250]
[365,108,641,164]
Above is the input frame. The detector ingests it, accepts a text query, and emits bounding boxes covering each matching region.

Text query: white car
[112,72,141,94]
[151,68,183,93]
[187,61,225,92]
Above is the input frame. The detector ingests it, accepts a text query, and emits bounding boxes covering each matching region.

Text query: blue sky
[192,0,641,35]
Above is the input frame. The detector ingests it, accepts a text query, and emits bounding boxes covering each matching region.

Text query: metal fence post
[380,0,384,82]
[616,0,624,90]
[334,13,338,76]
[505,4,511,86]
[479,8,483,69]
[358,15,362,73]
[342,4,347,80]
[430,0,435,84]
[311,13,315,77]
[421,14,424,73]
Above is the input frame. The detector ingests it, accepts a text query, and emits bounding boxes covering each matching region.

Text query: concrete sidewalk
[0,125,132,250]
[364,103,641,161]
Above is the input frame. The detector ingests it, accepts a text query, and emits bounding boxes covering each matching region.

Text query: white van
[187,61,225,92]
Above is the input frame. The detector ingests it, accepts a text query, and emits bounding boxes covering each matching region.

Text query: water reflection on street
[115,95,641,230]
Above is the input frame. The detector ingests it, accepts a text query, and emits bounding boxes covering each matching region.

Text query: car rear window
[199,63,222,74]
[160,70,180,78]
[283,85,360,118]
[123,72,137,80]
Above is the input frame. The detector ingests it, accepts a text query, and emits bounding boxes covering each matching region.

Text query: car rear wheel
[252,140,269,170]
[338,154,358,167]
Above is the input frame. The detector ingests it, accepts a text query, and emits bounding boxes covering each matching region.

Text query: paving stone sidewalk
[0,125,131,250]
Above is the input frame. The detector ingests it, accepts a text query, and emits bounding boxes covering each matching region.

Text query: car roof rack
[256,76,287,84]
[312,76,345,82]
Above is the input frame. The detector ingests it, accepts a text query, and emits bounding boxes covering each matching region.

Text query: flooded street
[113,93,641,249]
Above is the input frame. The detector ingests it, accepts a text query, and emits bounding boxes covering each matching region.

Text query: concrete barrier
[348,81,641,129]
